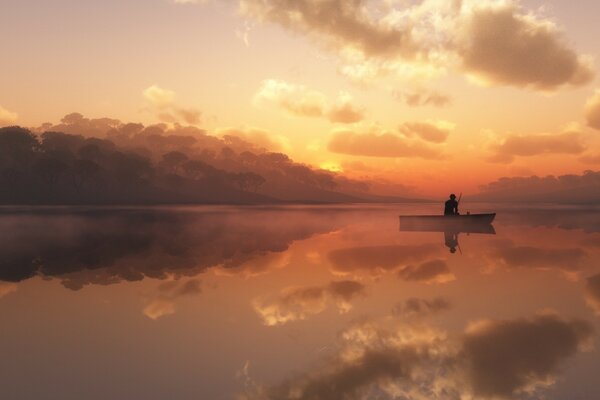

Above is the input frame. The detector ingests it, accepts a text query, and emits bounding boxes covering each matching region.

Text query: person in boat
[444,194,459,216]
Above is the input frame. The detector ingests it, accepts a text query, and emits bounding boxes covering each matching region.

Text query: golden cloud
[459,3,594,89]
[254,80,364,123]
[0,105,18,126]
[399,120,455,143]
[585,90,600,130]
[487,132,586,163]
[143,85,202,125]
[328,130,444,159]
[241,0,594,90]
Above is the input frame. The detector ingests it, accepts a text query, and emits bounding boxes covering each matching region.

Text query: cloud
[241,312,594,400]
[394,90,451,107]
[241,0,594,90]
[459,3,594,89]
[328,130,444,159]
[585,273,600,314]
[463,313,594,398]
[487,132,586,163]
[254,80,364,123]
[0,105,18,126]
[218,127,291,152]
[327,93,365,123]
[392,297,451,318]
[580,153,600,164]
[253,280,366,326]
[143,85,202,125]
[399,120,455,143]
[476,170,600,203]
[240,0,415,59]
[585,90,600,130]
[398,259,456,284]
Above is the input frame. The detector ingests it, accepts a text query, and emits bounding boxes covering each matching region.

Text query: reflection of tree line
[0,209,341,289]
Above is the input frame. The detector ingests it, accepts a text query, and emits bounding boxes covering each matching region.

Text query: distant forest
[0,114,399,205]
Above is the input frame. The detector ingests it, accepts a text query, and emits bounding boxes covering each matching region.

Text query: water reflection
[0,205,598,400]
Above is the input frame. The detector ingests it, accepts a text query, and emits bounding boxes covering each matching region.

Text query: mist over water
[0,204,599,400]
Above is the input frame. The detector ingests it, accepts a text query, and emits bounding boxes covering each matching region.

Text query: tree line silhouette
[0,116,372,204]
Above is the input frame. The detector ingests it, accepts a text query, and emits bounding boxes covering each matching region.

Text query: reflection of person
[444,193,459,215]
[444,230,459,253]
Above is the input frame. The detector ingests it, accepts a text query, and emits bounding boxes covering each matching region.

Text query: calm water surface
[0,204,599,400]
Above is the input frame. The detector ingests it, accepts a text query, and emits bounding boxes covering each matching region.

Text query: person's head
[450,193,456,200]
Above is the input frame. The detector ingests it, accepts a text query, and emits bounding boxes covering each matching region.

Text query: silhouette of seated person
[444,193,459,216]
[444,230,459,254]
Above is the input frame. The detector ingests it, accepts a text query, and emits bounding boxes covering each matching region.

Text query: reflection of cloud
[328,243,440,276]
[585,273,600,315]
[0,282,17,299]
[398,259,456,284]
[241,313,594,400]
[392,297,450,318]
[490,241,587,273]
[463,313,594,398]
[143,299,176,320]
[143,278,202,320]
[328,130,443,159]
[253,280,365,326]
[487,132,586,164]
[585,90,600,131]
[254,80,364,124]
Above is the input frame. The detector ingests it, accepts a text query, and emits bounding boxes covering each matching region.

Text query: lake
[0,204,599,400]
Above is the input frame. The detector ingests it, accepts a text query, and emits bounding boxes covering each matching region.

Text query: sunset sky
[2,0,600,196]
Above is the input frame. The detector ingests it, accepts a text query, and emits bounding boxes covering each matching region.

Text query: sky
[1,0,600,196]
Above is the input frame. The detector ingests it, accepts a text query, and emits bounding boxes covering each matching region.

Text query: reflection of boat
[399,214,496,234]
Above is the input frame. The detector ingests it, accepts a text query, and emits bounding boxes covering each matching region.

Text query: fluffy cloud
[585,90,600,130]
[328,130,443,159]
[399,120,455,143]
[394,90,451,108]
[254,80,364,123]
[0,105,18,126]
[487,132,586,163]
[241,313,594,400]
[240,0,415,58]
[253,280,366,326]
[143,85,202,125]
[218,127,290,152]
[240,0,594,90]
[585,273,600,314]
[459,3,594,89]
